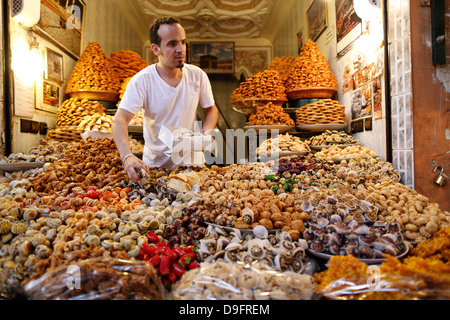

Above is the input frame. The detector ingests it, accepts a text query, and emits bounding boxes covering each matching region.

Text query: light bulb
[11,39,42,85]
[354,0,381,21]
[29,46,43,79]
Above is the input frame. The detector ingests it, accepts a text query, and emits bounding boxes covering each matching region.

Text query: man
[113,17,219,183]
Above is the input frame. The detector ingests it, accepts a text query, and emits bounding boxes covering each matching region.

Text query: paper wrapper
[158,125,215,167]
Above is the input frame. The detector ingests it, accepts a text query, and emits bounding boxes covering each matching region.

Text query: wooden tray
[47,127,83,142]
[67,90,119,102]
[0,162,45,172]
[244,125,295,134]
[286,87,337,100]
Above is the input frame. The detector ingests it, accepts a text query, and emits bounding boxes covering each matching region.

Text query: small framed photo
[351,119,364,133]
[307,0,328,42]
[43,81,60,108]
[190,42,234,74]
[45,48,64,84]
[364,117,373,131]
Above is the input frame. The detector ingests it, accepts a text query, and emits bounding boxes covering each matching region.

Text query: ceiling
[116,0,296,44]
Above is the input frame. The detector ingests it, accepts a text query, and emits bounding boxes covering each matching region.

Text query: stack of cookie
[295,99,346,125]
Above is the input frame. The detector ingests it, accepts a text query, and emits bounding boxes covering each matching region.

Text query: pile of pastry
[56,98,106,127]
[78,114,114,133]
[257,133,310,154]
[129,109,144,126]
[109,50,149,82]
[267,56,296,85]
[246,102,294,126]
[65,41,121,94]
[231,70,287,103]
[286,39,338,91]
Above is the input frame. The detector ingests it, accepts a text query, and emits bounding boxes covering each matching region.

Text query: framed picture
[190,42,234,74]
[42,81,60,108]
[45,48,64,84]
[373,77,383,120]
[307,0,328,42]
[335,0,362,57]
[351,119,364,133]
[36,0,86,59]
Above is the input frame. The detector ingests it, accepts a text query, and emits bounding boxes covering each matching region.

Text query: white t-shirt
[118,63,215,168]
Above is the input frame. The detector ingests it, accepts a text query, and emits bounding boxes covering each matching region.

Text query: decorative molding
[234,46,272,79]
[137,0,274,39]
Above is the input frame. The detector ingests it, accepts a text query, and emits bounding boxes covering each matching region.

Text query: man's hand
[113,109,149,183]
[122,154,149,183]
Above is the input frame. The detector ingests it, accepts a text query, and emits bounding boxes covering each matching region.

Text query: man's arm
[113,108,149,182]
[202,105,219,135]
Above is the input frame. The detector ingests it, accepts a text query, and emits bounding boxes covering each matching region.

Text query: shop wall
[272,0,304,57]
[273,0,388,162]
[9,0,145,154]
[82,0,144,57]
[410,1,450,211]
[9,19,77,154]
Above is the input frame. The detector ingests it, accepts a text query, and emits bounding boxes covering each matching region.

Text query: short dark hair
[149,16,181,46]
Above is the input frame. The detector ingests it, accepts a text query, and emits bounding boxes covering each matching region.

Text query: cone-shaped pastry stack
[286,39,338,91]
[109,50,149,82]
[65,41,121,94]
[268,56,296,86]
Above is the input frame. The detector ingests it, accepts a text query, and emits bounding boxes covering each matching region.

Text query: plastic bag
[159,125,214,167]
[314,255,450,300]
[317,274,450,300]
[21,257,166,300]
[171,261,316,300]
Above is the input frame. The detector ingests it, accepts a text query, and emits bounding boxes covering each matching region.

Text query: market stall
[1,0,449,303]
[1,134,449,300]
[0,40,449,301]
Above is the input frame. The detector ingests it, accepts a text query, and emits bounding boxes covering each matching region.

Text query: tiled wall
[388,0,414,188]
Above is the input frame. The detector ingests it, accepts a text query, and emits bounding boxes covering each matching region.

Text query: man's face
[155,23,187,68]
